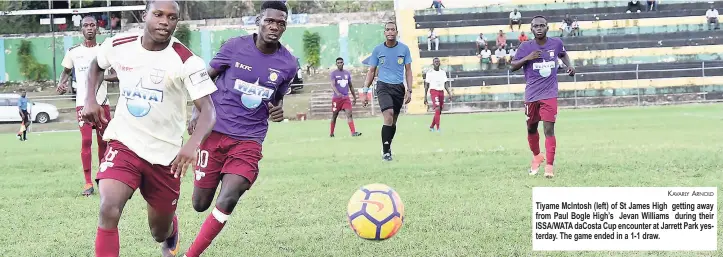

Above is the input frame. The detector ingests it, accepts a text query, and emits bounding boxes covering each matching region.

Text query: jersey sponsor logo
[235,62,252,71]
[532,61,556,78]
[189,69,210,87]
[122,80,164,117]
[336,79,349,88]
[233,79,275,109]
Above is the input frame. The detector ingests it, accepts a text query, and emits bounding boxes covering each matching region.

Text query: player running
[82,1,218,256]
[362,22,413,161]
[424,57,453,132]
[182,2,297,257]
[57,15,119,196]
[510,15,575,178]
[329,57,362,138]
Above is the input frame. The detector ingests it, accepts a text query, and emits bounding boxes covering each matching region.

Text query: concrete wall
[0,23,386,83]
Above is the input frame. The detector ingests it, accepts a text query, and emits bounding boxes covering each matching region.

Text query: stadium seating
[410,0,723,113]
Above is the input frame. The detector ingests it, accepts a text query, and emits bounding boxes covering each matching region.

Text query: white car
[0,93,60,124]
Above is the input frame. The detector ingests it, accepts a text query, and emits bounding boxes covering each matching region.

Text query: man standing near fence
[510,15,574,178]
[362,21,413,161]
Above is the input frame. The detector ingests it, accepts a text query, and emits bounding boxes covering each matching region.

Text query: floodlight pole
[49,0,57,85]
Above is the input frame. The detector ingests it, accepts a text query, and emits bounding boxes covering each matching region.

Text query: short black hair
[531,15,547,23]
[261,1,288,14]
[336,57,344,62]
[146,0,179,12]
[385,21,397,29]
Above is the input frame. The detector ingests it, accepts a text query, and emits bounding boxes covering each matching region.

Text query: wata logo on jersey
[337,79,349,88]
[122,80,164,117]
[532,61,556,78]
[234,79,275,109]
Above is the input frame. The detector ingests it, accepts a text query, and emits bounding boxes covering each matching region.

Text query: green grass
[0,104,722,256]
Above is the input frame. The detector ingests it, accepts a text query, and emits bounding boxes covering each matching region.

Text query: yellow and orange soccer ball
[346,183,405,240]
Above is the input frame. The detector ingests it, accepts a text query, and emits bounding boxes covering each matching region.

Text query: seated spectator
[475,33,488,52]
[706,5,720,30]
[647,0,657,11]
[427,28,439,51]
[518,32,529,42]
[495,46,507,68]
[496,30,506,49]
[478,45,492,70]
[559,14,573,37]
[508,45,517,62]
[627,1,643,13]
[571,17,581,36]
[509,9,522,31]
[431,0,445,15]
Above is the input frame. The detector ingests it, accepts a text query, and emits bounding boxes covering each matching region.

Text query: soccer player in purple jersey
[510,15,575,178]
[183,2,298,257]
[329,57,362,137]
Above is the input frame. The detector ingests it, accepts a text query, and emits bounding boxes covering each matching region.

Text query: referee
[362,21,413,161]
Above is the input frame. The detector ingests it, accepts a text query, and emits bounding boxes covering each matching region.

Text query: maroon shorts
[77,105,111,133]
[332,96,352,112]
[194,131,263,190]
[525,97,558,126]
[430,89,445,109]
[95,140,180,214]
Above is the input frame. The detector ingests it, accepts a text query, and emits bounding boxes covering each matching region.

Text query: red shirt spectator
[518,32,529,42]
[496,30,506,49]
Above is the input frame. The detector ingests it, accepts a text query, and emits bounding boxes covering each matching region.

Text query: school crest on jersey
[378,55,385,65]
[122,79,164,117]
[234,78,275,109]
[397,56,404,64]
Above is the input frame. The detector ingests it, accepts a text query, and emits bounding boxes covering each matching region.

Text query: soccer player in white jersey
[81,1,218,256]
[424,57,453,132]
[57,16,119,197]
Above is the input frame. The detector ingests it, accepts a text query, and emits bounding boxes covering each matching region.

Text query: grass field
[0,104,721,257]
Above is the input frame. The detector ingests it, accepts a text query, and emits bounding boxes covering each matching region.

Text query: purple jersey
[208,34,298,143]
[513,37,567,102]
[330,69,352,98]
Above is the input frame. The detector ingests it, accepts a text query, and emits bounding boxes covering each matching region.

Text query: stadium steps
[414,2,710,28]
[308,89,408,118]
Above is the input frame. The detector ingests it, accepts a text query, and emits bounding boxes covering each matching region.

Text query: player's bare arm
[188,66,223,135]
[103,68,119,82]
[330,77,341,96]
[80,58,107,125]
[57,68,73,93]
[362,66,377,106]
[423,80,430,106]
[206,66,221,80]
[348,80,357,105]
[172,96,216,178]
[510,50,541,72]
[444,81,453,101]
[404,63,413,104]
[559,52,575,76]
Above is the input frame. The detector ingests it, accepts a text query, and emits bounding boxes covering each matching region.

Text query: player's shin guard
[348,120,356,134]
[390,125,397,141]
[81,133,93,184]
[95,227,120,257]
[434,109,441,130]
[185,207,231,257]
[381,125,393,154]
[545,136,556,165]
[528,132,541,156]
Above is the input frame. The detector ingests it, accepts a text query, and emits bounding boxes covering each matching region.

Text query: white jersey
[61,44,109,107]
[97,34,218,166]
[425,69,448,91]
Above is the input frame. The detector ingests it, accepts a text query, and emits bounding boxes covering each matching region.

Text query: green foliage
[302,30,321,73]
[175,24,191,46]
[17,40,49,81]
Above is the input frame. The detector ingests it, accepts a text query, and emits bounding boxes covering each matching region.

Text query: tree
[302,30,321,74]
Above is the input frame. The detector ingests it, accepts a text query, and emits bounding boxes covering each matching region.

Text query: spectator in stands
[647,0,657,11]
[510,9,522,31]
[478,45,492,70]
[475,33,488,52]
[706,5,720,30]
[431,0,445,15]
[110,14,120,30]
[495,46,507,69]
[508,45,517,62]
[559,14,573,37]
[627,1,643,13]
[519,31,529,42]
[496,30,506,49]
[571,17,581,36]
[427,28,439,51]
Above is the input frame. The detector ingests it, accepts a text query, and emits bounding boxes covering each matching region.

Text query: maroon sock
[84,170,93,184]
[528,132,540,156]
[185,207,231,257]
[95,227,119,257]
[434,109,441,130]
[545,136,556,165]
[348,120,356,134]
[330,121,336,135]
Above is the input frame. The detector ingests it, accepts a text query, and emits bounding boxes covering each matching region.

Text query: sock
[381,125,393,154]
[95,227,120,257]
[390,125,397,141]
[330,121,336,135]
[348,120,356,134]
[528,132,541,156]
[22,130,27,140]
[81,130,93,183]
[185,207,231,257]
[163,215,179,248]
[545,136,556,165]
[434,109,441,130]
